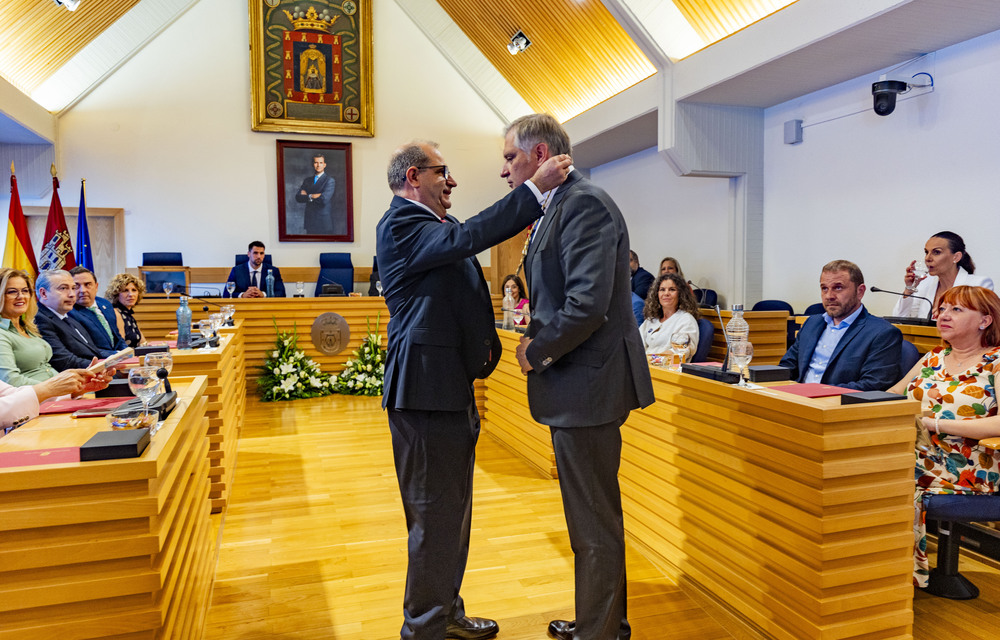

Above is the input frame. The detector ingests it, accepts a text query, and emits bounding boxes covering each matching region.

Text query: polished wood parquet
[204,395,1000,640]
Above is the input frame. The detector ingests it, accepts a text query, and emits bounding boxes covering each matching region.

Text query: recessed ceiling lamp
[54,0,81,10]
[507,31,531,55]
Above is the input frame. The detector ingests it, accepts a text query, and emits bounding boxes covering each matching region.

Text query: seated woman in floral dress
[887,285,1000,588]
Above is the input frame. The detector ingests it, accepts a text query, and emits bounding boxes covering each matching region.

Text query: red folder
[768,383,861,398]
[39,397,128,415]
[0,447,80,468]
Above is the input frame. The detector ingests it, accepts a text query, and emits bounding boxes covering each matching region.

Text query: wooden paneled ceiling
[0,0,140,96]
[675,0,798,44]
[435,0,656,123]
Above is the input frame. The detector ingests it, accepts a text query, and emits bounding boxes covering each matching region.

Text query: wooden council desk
[483,329,920,640]
[133,296,389,392]
[0,377,215,640]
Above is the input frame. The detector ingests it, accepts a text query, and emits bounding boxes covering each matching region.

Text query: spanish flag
[3,167,39,278]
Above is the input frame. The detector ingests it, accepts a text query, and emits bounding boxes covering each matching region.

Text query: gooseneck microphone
[870,286,934,320]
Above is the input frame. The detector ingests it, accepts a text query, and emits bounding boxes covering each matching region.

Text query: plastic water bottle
[502,285,515,330]
[266,268,275,298]
[726,304,749,372]
[176,296,192,350]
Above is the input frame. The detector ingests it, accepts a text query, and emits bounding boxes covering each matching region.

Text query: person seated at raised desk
[501,273,530,326]
[639,273,700,357]
[629,250,655,299]
[885,285,1000,588]
[0,268,59,386]
[893,230,993,319]
[780,259,902,390]
[34,270,120,371]
[224,241,286,298]
[105,273,147,348]
[69,266,128,353]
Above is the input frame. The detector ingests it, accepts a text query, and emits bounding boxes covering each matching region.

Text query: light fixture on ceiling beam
[507,31,531,55]
[53,0,81,10]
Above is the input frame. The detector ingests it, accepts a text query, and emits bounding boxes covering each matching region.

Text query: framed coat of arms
[250,1,373,137]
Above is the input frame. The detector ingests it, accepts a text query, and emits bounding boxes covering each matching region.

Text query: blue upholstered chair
[692,317,714,362]
[753,300,796,348]
[141,252,183,266]
[316,252,353,296]
[922,493,1000,598]
[695,288,717,308]
[803,302,825,316]
[900,340,921,373]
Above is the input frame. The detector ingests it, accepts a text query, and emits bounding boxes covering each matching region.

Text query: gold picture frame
[250,1,373,137]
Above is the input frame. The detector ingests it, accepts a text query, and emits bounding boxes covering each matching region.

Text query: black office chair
[900,340,921,373]
[235,254,273,266]
[141,252,183,266]
[692,317,715,362]
[316,252,353,296]
[923,493,1000,598]
[803,302,825,316]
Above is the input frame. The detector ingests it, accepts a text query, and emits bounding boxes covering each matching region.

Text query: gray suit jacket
[523,170,654,427]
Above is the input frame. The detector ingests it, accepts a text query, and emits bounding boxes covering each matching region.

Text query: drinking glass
[198,319,214,348]
[295,281,305,296]
[222,304,235,325]
[127,366,160,417]
[226,281,236,297]
[162,281,174,298]
[669,332,691,372]
[730,341,754,387]
[144,352,173,393]
[913,260,929,280]
[209,313,224,339]
[376,281,383,296]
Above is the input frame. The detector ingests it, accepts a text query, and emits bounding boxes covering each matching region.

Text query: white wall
[589,146,733,300]
[5,0,514,272]
[763,29,1000,316]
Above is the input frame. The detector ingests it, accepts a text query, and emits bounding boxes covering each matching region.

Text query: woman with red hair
[888,285,1000,587]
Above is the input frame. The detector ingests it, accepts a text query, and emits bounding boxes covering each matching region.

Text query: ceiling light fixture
[507,31,531,55]
[54,0,81,10]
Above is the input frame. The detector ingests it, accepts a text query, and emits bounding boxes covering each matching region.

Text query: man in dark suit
[377,140,570,640]
[223,241,286,298]
[780,260,902,390]
[69,266,128,352]
[34,270,115,371]
[505,114,655,640]
[628,250,654,300]
[295,152,337,235]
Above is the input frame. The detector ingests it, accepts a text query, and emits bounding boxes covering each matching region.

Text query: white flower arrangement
[258,320,334,402]
[331,315,386,397]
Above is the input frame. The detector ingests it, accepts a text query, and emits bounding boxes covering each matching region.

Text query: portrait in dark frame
[277,140,354,242]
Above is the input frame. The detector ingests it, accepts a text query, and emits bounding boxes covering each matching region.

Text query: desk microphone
[316,274,347,296]
[870,286,934,320]
[714,304,731,370]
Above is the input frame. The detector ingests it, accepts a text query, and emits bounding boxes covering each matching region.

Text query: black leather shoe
[446,616,499,640]
[548,619,575,640]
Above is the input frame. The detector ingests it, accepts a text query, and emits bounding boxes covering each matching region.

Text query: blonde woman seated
[886,285,1000,588]
[106,273,147,348]
[639,273,699,357]
[0,268,59,386]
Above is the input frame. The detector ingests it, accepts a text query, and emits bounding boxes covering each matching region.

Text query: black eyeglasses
[416,165,450,180]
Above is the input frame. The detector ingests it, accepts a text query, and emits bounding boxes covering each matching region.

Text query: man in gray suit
[506,114,655,640]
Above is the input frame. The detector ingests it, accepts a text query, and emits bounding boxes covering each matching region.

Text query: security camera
[871,80,909,116]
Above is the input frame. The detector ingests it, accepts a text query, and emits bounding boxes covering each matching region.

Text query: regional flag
[38,174,75,272]
[3,169,39,278]
[75,179,93,270]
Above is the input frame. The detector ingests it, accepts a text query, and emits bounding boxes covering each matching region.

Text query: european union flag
[76,179,93,270]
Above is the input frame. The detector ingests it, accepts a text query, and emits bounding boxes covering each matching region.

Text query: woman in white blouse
[893,231,993,319]
[639,273,700,356]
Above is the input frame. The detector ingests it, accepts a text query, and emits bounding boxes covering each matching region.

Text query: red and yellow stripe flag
[3,164,39,278]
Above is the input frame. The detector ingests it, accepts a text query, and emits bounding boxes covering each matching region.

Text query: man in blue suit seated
[69,266,128,352]
[780,259,902,390]
[223,241,286,298]
[377,140,570,640]
[34,270,118,371]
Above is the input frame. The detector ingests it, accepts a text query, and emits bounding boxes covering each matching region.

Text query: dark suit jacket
[223,263,286,298]
[779,305,902,391]
[35,304,112,371]
[296,173,336,235]
[70,296,128,352]
[631,266,654,299]
[376,186,543,412]
[523,170,654,427]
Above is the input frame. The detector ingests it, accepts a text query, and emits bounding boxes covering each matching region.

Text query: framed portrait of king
[250,1,373,137]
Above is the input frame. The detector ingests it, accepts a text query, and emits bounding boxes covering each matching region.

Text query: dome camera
[871,80,909,116]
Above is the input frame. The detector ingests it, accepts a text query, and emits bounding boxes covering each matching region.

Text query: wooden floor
[204,395,1000,640]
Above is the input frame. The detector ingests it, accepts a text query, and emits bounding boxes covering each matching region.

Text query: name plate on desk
[748,365,793,382]
[80,429,151,462]
[840,390,907,404]
[681,363,740,384]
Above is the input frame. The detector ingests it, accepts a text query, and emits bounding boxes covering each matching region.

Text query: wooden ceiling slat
[0,0,140,95]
